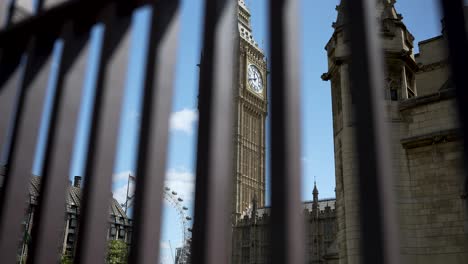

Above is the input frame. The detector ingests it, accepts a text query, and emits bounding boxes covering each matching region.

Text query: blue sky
[20,0,443,263]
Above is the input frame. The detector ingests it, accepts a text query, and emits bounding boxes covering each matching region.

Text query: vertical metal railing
[0,0,15,27]
[343,0,400,263]
[26,23,79,264]
[129,1,180,263]
[0,0,466,264]
[191,0,237,263]
[74,4,131,263]
[0,5,60,261]
[268,0,305,264]
[439,0,468,214]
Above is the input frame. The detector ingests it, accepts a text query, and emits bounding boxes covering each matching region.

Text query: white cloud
[159,245,173,264]
[170,108,198,134]
[112,171,135,205]
[164,168,195,203]
[113,170,134,182]
[160,241,170,249]
[113,183,135,206]
[160,254,173,264]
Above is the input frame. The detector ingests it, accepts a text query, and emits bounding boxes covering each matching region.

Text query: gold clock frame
[245,59,266,98]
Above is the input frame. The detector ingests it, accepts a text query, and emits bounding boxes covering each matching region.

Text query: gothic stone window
[331,75,342,115]
[69,217,77,228]
[406,70,416,98]
[67,233,75,243]
[385,77,400,101]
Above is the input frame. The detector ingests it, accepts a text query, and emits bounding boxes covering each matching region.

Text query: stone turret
[312,182,319,211]
[313,182,319,200]
[251,194,258,220]
[322,1,418,263]
[333,0,402,29]
[312,182,319,219]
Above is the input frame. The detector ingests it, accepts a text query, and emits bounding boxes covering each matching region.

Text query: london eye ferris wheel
[122,175,192,264]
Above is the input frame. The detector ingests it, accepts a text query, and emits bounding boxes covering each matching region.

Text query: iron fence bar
[344,0,400,263]
[0,0,46,167]
[0,0,15,28]
[0,0,95,168]
[0,37,55,262]
[0,1,82,166]
[191,0,238,263]
[268,0,305,263]
[0,42,28,90]
[27,23,89,264]
[0,35,59,167]
[128,1,181,264]
[74,4,131,263]
[0,51,31,168]
[0,58,24,167]
[0,0,138,51]
[438,0,468,211]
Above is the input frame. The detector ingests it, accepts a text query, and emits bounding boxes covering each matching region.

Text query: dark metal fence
[0,0,466,264]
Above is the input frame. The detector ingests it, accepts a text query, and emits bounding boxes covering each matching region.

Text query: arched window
[385,77,399,101]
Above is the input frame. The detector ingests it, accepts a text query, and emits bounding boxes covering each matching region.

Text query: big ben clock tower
[233,0,268,220]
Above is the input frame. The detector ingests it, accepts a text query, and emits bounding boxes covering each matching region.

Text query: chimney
[74,176,82,188]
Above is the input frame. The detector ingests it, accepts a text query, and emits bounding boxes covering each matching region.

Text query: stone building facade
[232,184,338,264]
[16,175,132,261]
[322,1,468,263]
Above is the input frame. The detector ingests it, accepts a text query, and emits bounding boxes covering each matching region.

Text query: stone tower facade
[232,185,338,264]
[323,1,468,263]
[233,0,268,220]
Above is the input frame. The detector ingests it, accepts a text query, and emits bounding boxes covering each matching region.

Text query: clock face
[247,64,263,94]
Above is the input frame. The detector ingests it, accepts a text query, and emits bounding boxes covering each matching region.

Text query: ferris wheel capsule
[178,198,183,202]
[165,187,170,191]
[172,191,177,195]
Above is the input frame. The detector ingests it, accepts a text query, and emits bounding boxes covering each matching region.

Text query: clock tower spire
[232,0,268,220]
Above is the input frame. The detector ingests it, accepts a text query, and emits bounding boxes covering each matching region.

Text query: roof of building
[313,182,319,195]
[28,176,129,221]
[303,198,336,212]
[242,198,336,219]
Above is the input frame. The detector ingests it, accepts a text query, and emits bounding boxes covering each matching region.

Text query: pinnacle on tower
[238,0,250,12]
[332,3,345,29]
[251,194,258,219]
[238,0,252,29]
[237,0,262,50]
[313,181,319,202]
[333,0,401,30]
[377,0,401,20]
